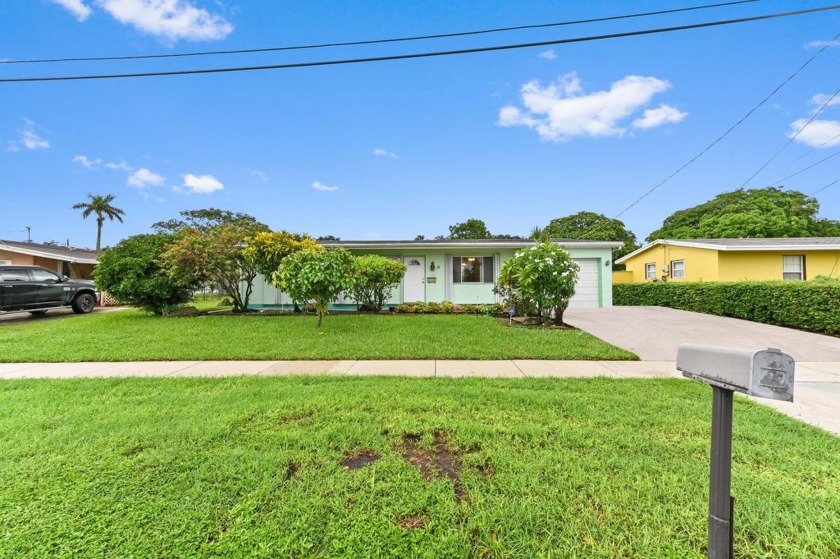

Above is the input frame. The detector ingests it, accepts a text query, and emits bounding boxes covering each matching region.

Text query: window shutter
[452,256,461,283]
[483,256,494,283]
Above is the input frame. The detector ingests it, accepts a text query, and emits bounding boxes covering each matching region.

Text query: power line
[767,148,840,186]
[597,24,840,228]
[810,177,840,195]
[784,130,840,165]
[740,84,840,187]
[1,0,760,66]
[2,4,837,83]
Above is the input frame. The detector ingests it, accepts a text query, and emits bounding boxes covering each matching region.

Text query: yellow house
[614,238,840,283]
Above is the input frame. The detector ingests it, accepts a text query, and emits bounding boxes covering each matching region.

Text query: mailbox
[677,344,794,402]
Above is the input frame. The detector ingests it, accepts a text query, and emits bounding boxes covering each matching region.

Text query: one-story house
[0,239,99,279]
[248,238,622,310]
[614,237,840,283]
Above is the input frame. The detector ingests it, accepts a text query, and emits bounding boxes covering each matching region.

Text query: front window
[671,260,685,279]
[782,255,805,281]
[452,256,494,283]
[645,262,657,280]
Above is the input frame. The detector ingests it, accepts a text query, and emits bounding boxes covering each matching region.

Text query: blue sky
[2,0,840,249]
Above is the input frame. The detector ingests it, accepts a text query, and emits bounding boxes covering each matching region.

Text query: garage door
[568,259,600,308]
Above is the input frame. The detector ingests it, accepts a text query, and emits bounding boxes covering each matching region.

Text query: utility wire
[810,177,840,194]
[784,129,840,164]
[586,23,840,234]
[740,84,840,187]
[0,0,760,65]
[766,148,840,186]
[1,4,836,83]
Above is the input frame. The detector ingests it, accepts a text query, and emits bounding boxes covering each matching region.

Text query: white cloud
[72,154,102,168]
[811,93,840,111]
[21,130,50,150]
[127,167,166,187]
[250,169,270,182]
[51,0,92,21]
[538,49,557,60]
[181,173,223,193]
[373,148,398,159]
[105,160,134,171]
[497,72,677,141]
[806,40,840,49]
[788,118,840,148]
[632,104,688,129]
[96,0,234,42]
[311,181,339,192]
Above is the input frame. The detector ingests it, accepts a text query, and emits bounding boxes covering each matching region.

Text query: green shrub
[349,255,406,312]
[614,281,840,336]
[393,301,505,316]
[95,233,202,315]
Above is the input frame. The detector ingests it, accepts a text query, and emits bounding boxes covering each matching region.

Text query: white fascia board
[0,245,98,264]
[325,240,622,251]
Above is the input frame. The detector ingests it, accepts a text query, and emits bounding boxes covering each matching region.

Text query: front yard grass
[0,376,837,558]
[0,311,636,362]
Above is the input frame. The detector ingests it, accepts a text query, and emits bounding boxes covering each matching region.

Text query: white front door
[403,257,425,302]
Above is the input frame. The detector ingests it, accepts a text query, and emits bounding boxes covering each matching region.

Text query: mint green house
[248,239,621,310]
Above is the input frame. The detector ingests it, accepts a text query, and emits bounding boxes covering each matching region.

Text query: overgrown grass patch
[0,311,636,362]
[0,376,836,558]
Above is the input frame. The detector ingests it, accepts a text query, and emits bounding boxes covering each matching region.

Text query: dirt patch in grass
[341,450,380,471]
[398,515,429,530]
[285,461,300,480]
[397,431,466,504]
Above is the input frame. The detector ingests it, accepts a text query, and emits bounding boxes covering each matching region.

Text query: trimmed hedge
[395,301,506,317]
[614,280,840,336]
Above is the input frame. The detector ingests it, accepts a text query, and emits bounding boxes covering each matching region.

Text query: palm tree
[72,193,125,251]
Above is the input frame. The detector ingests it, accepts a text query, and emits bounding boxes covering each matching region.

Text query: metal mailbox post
[676,344,795,559]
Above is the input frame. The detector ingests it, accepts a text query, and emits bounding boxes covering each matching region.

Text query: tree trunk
[96,218,104,251]
[317,311,323,329]
[553,304,567,326]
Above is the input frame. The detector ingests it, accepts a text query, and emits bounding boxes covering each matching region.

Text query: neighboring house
[614,238,840,283]
[249,238,621,310]
[0,239,99,279]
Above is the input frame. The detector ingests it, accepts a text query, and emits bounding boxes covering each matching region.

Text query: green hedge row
[614,280,840,336]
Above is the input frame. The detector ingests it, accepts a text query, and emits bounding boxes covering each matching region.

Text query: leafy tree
[444,218,523,240]
[94,233,201,315]
[647,187,840,241]
[316,235,341,241]
[448,218,492,239]
[244,231,322,279]
[495,242,579,325]
[152,208,265,234]
[163,220,269,313]
[414,234,426,240]
[540,211,639,260]
[72,193,125,251]
[272,248,356,328]
[349,255,406,312]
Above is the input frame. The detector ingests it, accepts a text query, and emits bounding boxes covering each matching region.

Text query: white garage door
[568,259,600,308]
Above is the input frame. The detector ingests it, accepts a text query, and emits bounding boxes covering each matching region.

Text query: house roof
[321,239,623,250]
[0,239,100,264]
[616,237,840,264]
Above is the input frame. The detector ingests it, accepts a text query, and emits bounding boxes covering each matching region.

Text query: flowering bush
[495,242,579,325]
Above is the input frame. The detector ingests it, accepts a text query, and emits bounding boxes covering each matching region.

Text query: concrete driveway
[565,306,840,435]
[565,306,840,361]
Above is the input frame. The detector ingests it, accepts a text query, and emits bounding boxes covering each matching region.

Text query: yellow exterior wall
[622,245,720,282]
[622,245,840,283]
[612,270,634,284]
[718,250,840,281]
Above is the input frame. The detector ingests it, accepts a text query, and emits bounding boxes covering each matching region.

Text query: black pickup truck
[0,265,99,316]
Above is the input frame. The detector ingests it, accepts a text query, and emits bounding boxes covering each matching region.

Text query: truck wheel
[72,293,96,314]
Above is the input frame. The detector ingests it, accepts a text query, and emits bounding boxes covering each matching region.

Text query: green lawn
[0,376,836,558]
[0,311,636,362]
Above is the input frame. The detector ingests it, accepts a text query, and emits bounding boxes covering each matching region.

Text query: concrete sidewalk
[1,359,838,435]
